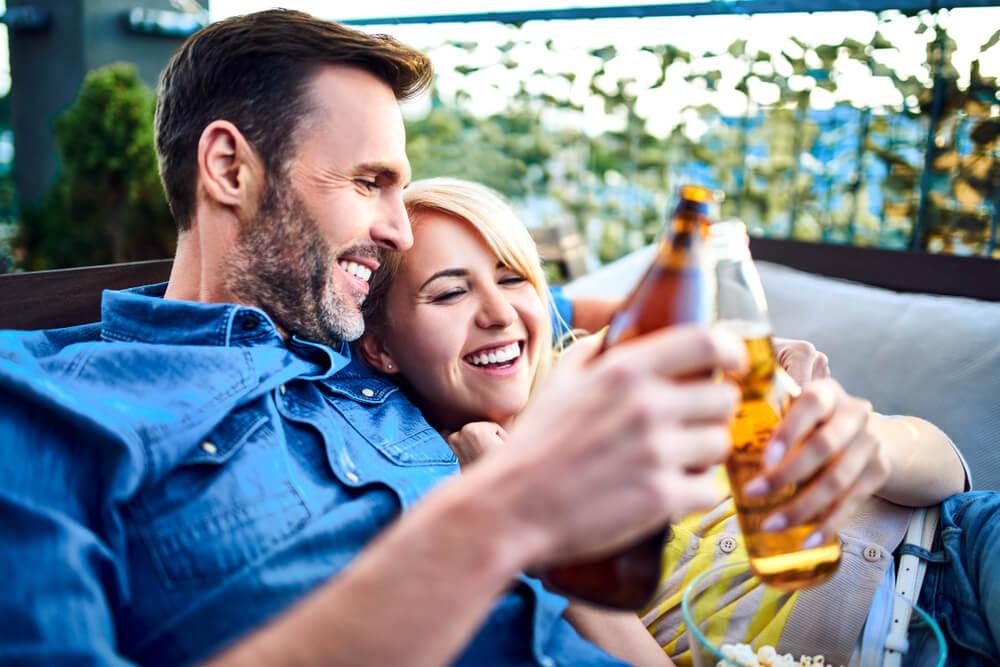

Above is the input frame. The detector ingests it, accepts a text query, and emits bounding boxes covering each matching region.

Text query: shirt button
[345,471,360,483]
[719,537,738,554]
[863,546,882,562]
[279,384,287,396]
[539,656,556,667]
[200,441,218,455]
[361,388,375,398]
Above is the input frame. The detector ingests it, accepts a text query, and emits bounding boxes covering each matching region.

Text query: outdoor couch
[2,247,998,489]
[564,245,1000,490]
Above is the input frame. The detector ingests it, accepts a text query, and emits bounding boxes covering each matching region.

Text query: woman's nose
[475,288,517,329]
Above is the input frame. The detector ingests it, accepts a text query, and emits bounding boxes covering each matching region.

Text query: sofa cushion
[564,247,1000,490]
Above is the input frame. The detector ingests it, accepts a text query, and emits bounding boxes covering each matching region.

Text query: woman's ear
[359,333,400,375]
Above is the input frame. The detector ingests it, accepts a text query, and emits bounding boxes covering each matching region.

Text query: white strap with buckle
[883,506,940,667]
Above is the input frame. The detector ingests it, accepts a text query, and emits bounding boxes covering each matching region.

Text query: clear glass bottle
[711,219,842,589]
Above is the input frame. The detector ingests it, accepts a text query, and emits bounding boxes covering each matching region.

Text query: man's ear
[359,332,400,375]
[197,120,264,214]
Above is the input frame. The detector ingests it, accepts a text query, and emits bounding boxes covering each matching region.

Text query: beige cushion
[564,247,1000,490]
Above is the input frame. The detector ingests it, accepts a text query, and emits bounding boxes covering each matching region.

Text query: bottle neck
[711,219,771,330]
[709,219,752,261]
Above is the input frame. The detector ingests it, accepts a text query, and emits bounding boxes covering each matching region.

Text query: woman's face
[374,212,545,430]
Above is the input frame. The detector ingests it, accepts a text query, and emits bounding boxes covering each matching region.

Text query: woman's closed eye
[499,274,527,286]
[429,287,467,303]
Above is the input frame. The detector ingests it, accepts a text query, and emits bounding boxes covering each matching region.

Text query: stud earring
[386,362,393,370]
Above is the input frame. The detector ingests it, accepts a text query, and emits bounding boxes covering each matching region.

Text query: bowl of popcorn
[680,561,946,667]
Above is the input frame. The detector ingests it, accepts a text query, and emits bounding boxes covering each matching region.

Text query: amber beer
[712,220,841,588]
[542,184,717,610]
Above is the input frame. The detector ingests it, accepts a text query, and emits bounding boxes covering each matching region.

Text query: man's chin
[326,312,365,343]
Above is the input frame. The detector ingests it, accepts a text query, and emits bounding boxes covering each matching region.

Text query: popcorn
[717,643,840,667]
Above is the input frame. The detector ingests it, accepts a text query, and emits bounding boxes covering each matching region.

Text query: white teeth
[467,342,522,367]
[338,261,373,283]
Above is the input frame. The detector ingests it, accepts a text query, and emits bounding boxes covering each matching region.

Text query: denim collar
[98,282,350,379]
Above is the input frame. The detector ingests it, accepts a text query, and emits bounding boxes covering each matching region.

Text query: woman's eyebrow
[420,268,468,291]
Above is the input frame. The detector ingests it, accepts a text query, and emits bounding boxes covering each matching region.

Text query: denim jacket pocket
[330,395,457,467]
[134,406,310,590]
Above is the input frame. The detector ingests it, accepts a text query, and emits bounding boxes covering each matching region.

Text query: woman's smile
[462,340,526,377]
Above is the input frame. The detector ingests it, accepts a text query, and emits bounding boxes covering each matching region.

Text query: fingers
[766,378,841,462]
[637,424,732,472]
[660,468,726,521]
[746,382,869,499]
[446,422,506,468]
[810,351,831,381]
[598,324,748,381]
[761,430,877,533]
[668,380,742,425]
[554,332,604,371]
[774,338,831,385]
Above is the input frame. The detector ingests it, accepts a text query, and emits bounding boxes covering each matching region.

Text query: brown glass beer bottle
[542,184,717,610]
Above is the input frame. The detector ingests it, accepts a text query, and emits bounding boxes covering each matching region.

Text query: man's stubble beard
[225,177,366,345]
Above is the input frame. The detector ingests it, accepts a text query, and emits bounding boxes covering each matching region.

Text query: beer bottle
[542,184,717,610]
[711,219,841,589]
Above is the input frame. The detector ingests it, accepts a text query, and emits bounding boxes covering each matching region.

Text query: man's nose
[371,196,413,252]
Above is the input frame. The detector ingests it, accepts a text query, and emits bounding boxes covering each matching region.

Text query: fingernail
[761,514,788,533]
[743,478,770,498]
[763,440,786,468]
[801,531,824,550]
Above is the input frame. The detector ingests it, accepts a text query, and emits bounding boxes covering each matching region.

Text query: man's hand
[743,378,892,548]
[445,423,507,469]
[773,338,830,386]
[471,325,747,567]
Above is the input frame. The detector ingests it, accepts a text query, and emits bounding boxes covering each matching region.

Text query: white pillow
[565,248,1000,490]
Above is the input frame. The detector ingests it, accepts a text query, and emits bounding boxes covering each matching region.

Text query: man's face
[226,66,412,344]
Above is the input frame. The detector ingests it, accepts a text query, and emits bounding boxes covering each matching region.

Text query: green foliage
[405,9,1000,264]
[14,63,175,271]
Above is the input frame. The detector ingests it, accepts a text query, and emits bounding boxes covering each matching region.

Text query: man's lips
[339,255,380,273]
[336,258,376,286]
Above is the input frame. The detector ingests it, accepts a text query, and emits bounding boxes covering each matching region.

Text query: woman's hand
[743,378,892,548]
[773,338,830,386]
[445,423,507,469]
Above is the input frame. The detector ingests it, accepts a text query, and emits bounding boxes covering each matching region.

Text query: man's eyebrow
[420,268,468,291]
[356,162,409,187]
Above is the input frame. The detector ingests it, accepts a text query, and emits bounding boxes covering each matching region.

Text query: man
[0,10,890,666]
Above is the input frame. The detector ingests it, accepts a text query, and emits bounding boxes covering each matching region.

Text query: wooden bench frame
[2,240,999,331]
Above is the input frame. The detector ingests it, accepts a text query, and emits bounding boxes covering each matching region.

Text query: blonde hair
[364,177,561,394]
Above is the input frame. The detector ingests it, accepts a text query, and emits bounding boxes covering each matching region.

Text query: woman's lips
[462,341,526,377]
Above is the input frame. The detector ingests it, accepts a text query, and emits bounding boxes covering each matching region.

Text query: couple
[355,179,982,667]
[0,9,995,667]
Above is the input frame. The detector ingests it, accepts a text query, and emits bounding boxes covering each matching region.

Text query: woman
[359,178,673,665]
[358,178,985,665]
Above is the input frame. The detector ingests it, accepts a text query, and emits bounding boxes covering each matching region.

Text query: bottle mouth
[708,218,751,256]
[679,184,717,204]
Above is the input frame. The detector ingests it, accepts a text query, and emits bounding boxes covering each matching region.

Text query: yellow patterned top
[640,469,800,666]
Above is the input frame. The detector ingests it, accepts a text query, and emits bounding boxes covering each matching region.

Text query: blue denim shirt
[0,284,626,667]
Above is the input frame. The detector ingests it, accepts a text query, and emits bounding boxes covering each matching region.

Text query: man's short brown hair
[154,9,432,230]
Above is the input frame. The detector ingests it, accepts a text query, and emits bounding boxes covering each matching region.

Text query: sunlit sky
[207,1,1000,138]
[1,1,997,137]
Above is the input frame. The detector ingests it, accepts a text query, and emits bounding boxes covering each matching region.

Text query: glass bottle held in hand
[711,220,841,589]
[542,184,717,610]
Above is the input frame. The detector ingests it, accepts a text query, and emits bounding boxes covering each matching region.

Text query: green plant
[15,63,175,271]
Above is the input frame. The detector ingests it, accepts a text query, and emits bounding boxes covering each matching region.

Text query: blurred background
[2,0,998,282]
